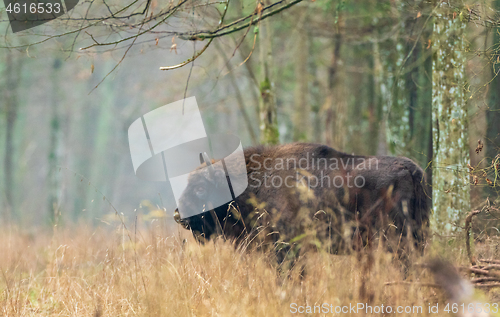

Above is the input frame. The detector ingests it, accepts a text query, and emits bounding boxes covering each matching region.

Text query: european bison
[174,143,430,258]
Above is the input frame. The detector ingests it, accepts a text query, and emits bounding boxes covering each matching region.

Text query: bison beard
[175,143,430,260]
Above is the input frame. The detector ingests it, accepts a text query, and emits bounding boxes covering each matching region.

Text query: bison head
[174,161,232,239]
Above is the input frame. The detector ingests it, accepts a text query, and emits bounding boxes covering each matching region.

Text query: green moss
[263,125,280,145]
[259,77,271,93]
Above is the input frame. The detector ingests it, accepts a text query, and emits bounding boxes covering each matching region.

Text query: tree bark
[373,40,388,156]
[258,11,279,145]
[292,16,309,142]
[431,2,470,234]
[386,1,412,157]
[486,0,500,197]
[323,16,343,147]
[47,58,63,225]
[3,51,20,223]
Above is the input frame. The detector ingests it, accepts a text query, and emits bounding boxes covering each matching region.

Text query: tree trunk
[258,12,279,145]
[3,51,20,223]
[372,40,388,156]
[310,53,322,143]
[486,0,500,197]
[417,40,433,174]
[387,38,411,155]
[366,42,378,155]
[292,17,309,142]
[386,3,412,156]
[323,17,343,147]
[431,2,470,234]
[47,58,63,225]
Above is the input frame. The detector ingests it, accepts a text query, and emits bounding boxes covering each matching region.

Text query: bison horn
[199,151,216,180]
[174,208,190,229]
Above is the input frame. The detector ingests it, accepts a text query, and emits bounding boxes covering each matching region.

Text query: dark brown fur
[176,143,430,258]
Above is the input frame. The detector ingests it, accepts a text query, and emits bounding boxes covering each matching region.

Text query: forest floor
[0,221,499,316]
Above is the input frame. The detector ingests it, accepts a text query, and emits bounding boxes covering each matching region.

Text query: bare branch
[179,0,304,41]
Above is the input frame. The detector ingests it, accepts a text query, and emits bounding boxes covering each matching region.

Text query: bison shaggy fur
[175,143,430,258]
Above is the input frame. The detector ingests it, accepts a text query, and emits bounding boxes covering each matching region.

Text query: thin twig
[160,0,231,70]
[159,39,213,70]
[80,0,189,50]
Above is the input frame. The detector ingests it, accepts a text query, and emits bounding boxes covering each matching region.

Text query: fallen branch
[479,259,500,264]
[384,281,440,288]
[459,267,491,276]
[465,209,481,266]
[481,264,500,271]
[471,277,500,284]
[459,263,500,292]
[473,283,500,289]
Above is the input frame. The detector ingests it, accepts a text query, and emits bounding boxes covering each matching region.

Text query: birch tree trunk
[387,1,411,156]
[431,2,470,234]
[387,37,411,155]
[258,12,279,145]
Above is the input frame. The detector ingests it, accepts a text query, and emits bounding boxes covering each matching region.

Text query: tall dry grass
[0,219,499,316]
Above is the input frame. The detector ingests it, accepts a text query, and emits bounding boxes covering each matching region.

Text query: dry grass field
[0,218,499,317]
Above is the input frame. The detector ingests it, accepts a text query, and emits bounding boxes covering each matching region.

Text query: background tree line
[0,0,499,240]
